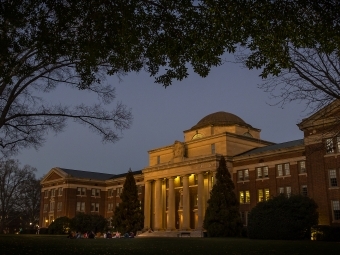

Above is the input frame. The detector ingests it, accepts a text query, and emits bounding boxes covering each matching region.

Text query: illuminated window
[332,201,340,220]
[329,169,338,187]
[264,189,270,201]
[258,189,264,202]
[239,191,245,204]
[245,191,250,203]
[91,188,101,197]
[298,161,306,174]
[76,202,85,212]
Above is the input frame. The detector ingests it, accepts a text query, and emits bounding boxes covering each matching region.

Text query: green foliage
[203,157,242,237]
[70,213,108,234]
[111,169,144,234]
[48,217,71,235]
[248,194,318,240]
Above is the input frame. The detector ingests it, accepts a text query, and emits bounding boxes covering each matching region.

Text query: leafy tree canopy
[248,194,319,240]
[203,157,242,237]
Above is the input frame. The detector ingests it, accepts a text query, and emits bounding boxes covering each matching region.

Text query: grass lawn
[0,235,339,255]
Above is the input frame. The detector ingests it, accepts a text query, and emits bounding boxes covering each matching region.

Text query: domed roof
[190,111,252,130]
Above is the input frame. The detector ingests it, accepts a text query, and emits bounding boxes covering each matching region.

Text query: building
[40,101,340,230]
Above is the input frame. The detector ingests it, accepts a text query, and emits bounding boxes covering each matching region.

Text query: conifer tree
[203,157,242,237]
[112,169,144,234]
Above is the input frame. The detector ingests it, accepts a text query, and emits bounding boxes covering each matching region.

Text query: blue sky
[15,54,308,178]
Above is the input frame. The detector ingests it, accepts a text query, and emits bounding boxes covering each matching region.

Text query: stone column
[154,178,163,230]
[167,177,175,230]
[143,181,151,230]
[197,172,204,230]
[182,175,190,230]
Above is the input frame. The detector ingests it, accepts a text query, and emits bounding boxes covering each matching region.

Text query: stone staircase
[137,230,204,238]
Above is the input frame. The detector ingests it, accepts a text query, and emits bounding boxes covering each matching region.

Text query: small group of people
[67,230,95,239]
[104,231,134,238]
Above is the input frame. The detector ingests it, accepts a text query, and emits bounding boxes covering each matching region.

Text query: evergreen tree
[203,157,242,237]
[112,169,144,234]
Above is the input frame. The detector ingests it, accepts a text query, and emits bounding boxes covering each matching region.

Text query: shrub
[247,194,318,240]
[312,225,340,241]
[48,217,71,235]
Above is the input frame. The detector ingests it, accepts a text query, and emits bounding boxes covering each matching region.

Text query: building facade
[40,101,340,230]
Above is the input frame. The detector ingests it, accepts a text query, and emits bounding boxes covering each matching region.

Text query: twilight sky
[15,54,309,178]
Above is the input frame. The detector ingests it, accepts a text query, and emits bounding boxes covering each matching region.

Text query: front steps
[137,230,204,238]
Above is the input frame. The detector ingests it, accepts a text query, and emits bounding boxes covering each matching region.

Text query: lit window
[239,191,245,204]
[332,201,340,220]
[91,203,99,212]
[76,202,85,212]
[329,169,338,187]
[91,188,100,197]
[301,185,308,196]
[245,191,250,203]
[57,202,62,211]
[258,189,264,202]
[299,161,306,174]
[264,189,270,201]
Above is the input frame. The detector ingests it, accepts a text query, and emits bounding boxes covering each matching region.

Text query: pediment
[41,168,66,184]
[298,100,340,131]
